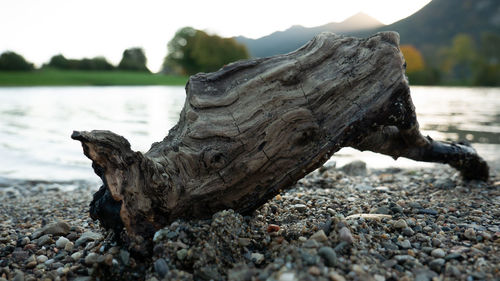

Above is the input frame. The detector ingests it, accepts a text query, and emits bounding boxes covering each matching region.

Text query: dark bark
[72,32,489,239]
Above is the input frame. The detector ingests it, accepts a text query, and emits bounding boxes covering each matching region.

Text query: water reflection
[0,85,498,180]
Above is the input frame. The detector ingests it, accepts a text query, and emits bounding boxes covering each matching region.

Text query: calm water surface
[0,86,498,181]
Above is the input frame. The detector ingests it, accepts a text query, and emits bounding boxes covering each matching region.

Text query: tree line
[0,27,249,76]
[2,28,498,86]
[0,47,151,72]
[398,32,500,86]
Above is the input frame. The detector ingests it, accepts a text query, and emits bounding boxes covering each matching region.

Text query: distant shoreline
[0,69,188,87]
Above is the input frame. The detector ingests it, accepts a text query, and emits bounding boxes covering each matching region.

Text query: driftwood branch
[72,32,489,238]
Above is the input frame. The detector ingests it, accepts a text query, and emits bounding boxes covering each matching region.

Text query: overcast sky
[1,0,431,72]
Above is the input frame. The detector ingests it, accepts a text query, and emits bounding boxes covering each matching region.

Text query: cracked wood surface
[72,32,489,238]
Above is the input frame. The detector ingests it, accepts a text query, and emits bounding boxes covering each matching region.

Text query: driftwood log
[72,32,489,239]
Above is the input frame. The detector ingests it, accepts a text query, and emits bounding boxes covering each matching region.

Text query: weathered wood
[72,32,489,239]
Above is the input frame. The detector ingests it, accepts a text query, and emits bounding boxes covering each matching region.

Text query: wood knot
[203,149,226,170]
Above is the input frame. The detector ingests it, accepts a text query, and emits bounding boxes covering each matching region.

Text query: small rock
[418,209,438,216]
[64,241,74,252]
[308,266,320,276]
[393,219,408,229]
[402,227,415,236]
[154,258,168,278]
[84,253,100,265]
[328,271,346,281]
[36,234,53,246]
[279,272,297,281]
[40,221,71,236]
[394,255,415,263]
[431,248,446,258]
[464,228,476,240]
[340,160,367,176]
[71,251,83,261]
[339,227,354,244]
[267,224,280,233]
[292,204,307,212]
[119,249,130,266]
[251,253,265,264]
[318,246,337,267]
[36,255,48,263]
[400,239,411,249]
[55,237,70,248]
[309,230,328,242]
[75,231,103,247]
[414,269,438,281]
[176,249,188,260]
[429,258,445,272]
[238,238,251,247]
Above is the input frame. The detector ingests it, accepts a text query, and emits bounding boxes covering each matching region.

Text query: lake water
[0,86,499,182]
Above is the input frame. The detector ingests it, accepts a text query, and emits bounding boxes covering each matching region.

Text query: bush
[0,51,34,71]
[118,48,150,72]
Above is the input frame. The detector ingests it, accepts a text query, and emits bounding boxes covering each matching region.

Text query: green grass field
[0,70,189,86]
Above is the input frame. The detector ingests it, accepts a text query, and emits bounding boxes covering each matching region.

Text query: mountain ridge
[235,12,384,58]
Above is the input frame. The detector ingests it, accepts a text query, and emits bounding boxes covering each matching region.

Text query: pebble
[84,253,100,265]
[400,239,411,249]
[154,258,168,278]
[55,236,70,248]
[36,234,53,246]
[431,248,446,258]
[318,246,337,267]
[267,224,280,233]
[428,258,446,272]
[36,255,48,263]
[251,253,265,264]
[292,204,307,212]
[309,230,328,242]
[40,221,71,236]
[71,251,83,261]
[338,227,354,244]
[64,241,74,251]
[329,271,346,281]
[393,219,408,229]
[176,249,188,260]
[75,231,103,247]
[464,228,476,240]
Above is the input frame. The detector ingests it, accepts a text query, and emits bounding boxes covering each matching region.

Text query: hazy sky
[1,0,431,72]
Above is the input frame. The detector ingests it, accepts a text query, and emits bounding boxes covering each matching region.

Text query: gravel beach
[1,161,499,281]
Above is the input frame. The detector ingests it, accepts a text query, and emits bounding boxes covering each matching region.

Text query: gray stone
[71,251,83,261]
[431,248,446,258]
[176,249,188,260]
[154,258,169,278]
[75,231,103,247]
[463,228,476,240]
[339,227,354,244]
[55,236,70,248]
[400,239,411,249]
[402,227,415,236]
[36,234,53,246]
[394,255,415,263]
[292,204,307,212]
[238,238,251,247]
[120,249,130,265]
[393,219,408,229]
[84,253,100,265]
[40,221,71,236]
[251,253,264,264]
[36,255,48,263]
[429,258,446,272]
[318,246,337,267]
[309,230,328,242]
[339,160,367,176]
[414,269,438,281]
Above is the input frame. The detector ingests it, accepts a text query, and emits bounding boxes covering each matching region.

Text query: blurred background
[0,0,499,182]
